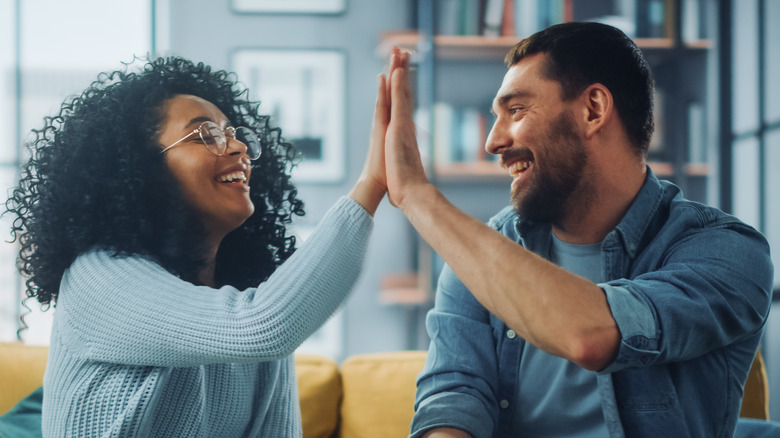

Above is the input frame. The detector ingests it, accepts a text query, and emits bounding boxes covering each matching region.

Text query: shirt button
[506,329,516,339]
[500,399,510,409]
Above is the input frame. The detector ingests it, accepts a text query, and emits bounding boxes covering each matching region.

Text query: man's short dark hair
[505,22,655,157]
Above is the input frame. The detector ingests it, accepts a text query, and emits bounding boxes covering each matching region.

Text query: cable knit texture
[41,197,373,438]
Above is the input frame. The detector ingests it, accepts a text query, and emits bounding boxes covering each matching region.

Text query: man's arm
[383,54,619,371]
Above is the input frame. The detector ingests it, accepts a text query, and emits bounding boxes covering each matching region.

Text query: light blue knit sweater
[41,197,373,437]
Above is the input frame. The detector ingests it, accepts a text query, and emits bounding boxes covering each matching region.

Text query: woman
[5,52,405,437]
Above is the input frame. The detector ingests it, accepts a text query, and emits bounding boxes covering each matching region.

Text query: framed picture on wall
[231,0,346,14]
[232,49,345,183]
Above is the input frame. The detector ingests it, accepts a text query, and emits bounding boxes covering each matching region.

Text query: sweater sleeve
[56,196,372,367]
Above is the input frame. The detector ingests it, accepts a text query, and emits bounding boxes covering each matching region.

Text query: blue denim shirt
[410,170,773,438]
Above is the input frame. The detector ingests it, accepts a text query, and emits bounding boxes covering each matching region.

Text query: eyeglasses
[160,120,262,160]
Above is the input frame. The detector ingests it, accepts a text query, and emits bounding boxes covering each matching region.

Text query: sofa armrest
[740,348,769,420]
[338,351,426,438]
[295,353,342,438]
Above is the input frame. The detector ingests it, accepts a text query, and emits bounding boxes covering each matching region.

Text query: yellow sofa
[0,343,771,437]
[0,343,424,438]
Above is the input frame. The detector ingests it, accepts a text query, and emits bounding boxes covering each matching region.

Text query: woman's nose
[226,136,248,157]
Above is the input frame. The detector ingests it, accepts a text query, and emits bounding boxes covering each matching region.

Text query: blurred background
[0,0,777,420]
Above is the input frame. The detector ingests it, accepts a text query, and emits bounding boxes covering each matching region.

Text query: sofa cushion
[295,353,342,438]
[0,343,48,416]
[734,418,780,437]
[0,387,43,438]
[740,349,769,420]
[338,351,426,438]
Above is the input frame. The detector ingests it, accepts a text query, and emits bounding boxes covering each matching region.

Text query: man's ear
[580,83,613,139]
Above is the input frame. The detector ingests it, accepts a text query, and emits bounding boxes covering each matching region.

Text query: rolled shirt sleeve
[599,224,773,374]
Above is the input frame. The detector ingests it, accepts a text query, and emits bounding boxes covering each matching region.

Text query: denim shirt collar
[608,166,665,259]
[513,166,664,259]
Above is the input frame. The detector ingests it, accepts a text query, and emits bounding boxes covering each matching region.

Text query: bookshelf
[378,0,716,308]
[377,31,691,59]
[378,31,711,58]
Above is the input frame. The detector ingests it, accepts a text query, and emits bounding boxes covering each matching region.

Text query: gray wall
[163,0,509,359]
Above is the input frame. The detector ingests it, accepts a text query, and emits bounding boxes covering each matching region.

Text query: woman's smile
[158,94,255,238]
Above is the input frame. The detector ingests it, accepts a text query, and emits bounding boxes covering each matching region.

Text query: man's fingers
[386,47,412,102]
[389,66,413,122]
[388,47,401,74]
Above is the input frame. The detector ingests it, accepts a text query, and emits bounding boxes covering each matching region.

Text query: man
[380,23,773,437]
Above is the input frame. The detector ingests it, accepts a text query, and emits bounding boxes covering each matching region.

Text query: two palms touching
[364,47,429,212]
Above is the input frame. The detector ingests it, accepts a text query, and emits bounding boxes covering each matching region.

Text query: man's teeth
[219,172,246,182]
[508,161,531,177]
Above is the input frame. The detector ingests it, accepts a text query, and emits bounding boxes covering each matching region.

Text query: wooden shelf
[683,40,713,49]
[649,161,674,176]
[379,273,430,305]
[431,160,706,181]
[378,32,708,60]
[685,162,709,176]
[378,32,524,59]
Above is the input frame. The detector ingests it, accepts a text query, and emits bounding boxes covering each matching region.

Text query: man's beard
[511,111,589,224]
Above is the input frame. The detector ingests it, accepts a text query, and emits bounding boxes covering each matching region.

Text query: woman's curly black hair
[5,56,305,306]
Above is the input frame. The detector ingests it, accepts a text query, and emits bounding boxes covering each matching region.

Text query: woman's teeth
[219,171,246,183]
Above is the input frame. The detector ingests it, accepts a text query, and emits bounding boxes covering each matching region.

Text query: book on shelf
[414,107,431,165]
[648,87,665,159]
[682,0,708,43]
[460,107,487,162]
[514,0,540,37]
[577,0,637,38]
[435,0,460,35]
[687,101,706,163]
[510,0,569,37]
[635,0,666,38]
[417,102,492,167]
[483,0,505,36]
[536,0,567,30]
[501,0,515,36]
[461,0,482,36]
[433,102,455,164]
[435,0,482,36]
[430,0,674,40]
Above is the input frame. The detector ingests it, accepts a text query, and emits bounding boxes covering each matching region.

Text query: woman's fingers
[366,73,389,183]
[374,73,389,129]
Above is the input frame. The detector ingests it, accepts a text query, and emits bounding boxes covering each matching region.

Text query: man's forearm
[400,183,619,370]
[382,50,617,370]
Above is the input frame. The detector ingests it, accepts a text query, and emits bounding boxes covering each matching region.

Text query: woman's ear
[580,83,613,139]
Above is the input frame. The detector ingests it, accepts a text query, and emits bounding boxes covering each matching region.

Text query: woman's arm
[57,197,372,367]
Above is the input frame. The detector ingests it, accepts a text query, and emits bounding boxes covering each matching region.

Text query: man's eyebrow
[496,89,533,107]
[490,89,533,117]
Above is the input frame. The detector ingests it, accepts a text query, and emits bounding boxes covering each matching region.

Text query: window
[0,0,153,344]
